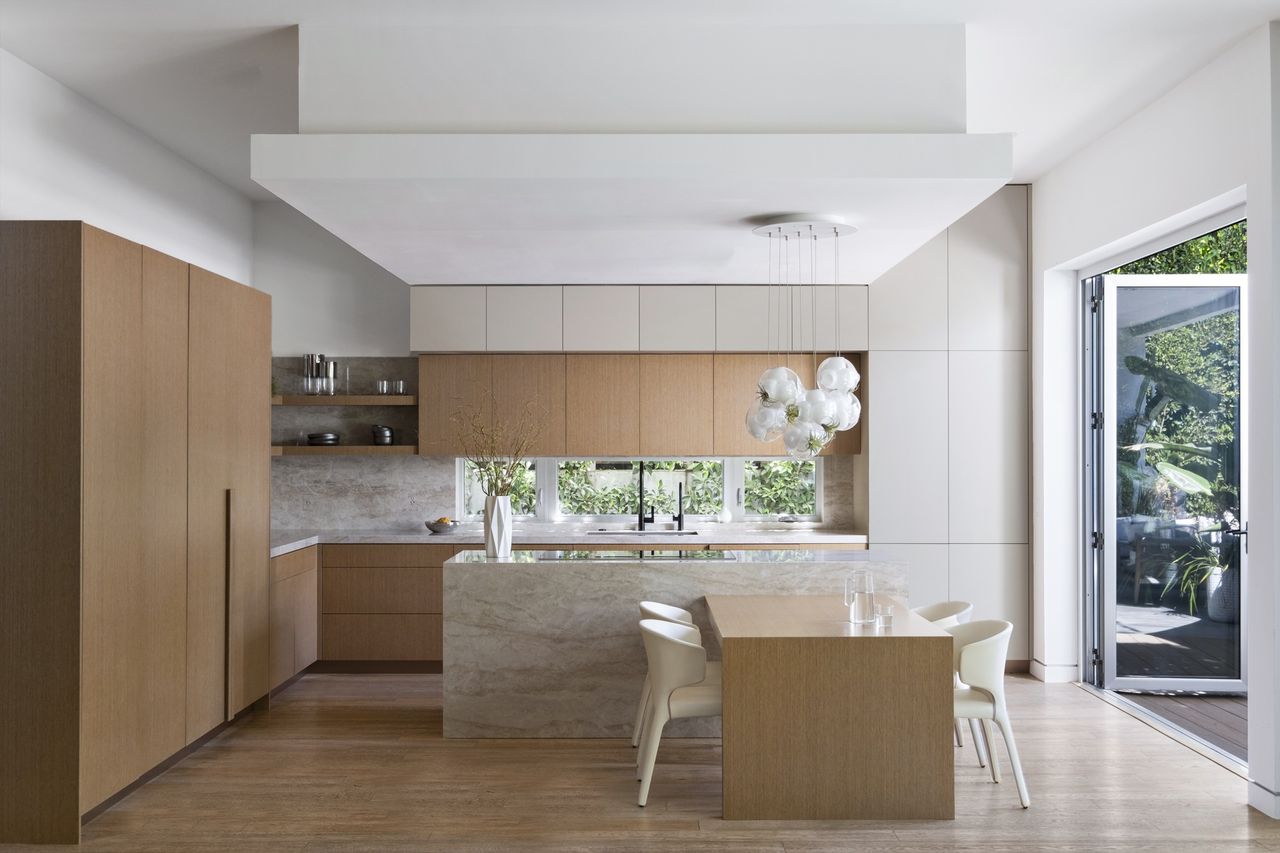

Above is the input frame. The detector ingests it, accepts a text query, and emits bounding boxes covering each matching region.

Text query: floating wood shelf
[271,446,284,456]
[274,395,417,407]
[273,445,418,456]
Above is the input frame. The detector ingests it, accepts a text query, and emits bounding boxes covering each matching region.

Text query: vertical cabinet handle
[224,487,234,722]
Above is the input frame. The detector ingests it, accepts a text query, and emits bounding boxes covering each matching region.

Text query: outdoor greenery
[557,460,723,515]
[1112,221,1246,275]
[463,460,537,516]
[743,460,817,516]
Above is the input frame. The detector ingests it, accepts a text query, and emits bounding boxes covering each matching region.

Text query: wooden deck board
[1124,692,1248,760]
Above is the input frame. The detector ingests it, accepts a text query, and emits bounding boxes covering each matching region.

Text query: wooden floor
[1125,692,1248,761]
[20,674,1280,852]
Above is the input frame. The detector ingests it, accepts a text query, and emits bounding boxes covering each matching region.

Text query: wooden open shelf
[274,395,417,407]
[273,445,418,456]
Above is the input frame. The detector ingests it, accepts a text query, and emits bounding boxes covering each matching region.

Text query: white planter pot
[1206,566,1240,623]
[484,494,512,558]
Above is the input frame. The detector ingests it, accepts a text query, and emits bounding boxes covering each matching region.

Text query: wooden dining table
[705,594,955,820]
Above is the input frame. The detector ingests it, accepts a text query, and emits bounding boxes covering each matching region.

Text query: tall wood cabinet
[0,222,271,844]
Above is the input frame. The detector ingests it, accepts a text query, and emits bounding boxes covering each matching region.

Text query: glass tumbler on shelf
[845,569,876,625]
[377,379,391,395]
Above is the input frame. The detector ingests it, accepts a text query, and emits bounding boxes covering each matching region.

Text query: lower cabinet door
[320,615,443,660]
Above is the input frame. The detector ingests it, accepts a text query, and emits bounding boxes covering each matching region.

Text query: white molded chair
[946,619,1030,808]
[635,618,722,807]
[912,601,975,749]
[631,602,721,748]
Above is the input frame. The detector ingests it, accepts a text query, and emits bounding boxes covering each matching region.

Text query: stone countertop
[448,547,885,564]
[269,526,868,559]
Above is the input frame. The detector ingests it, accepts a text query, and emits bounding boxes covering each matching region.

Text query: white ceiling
[251,132,1011,284]
[4,0,1279,196]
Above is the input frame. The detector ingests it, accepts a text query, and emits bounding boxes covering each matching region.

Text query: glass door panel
[1102,279,1244,691]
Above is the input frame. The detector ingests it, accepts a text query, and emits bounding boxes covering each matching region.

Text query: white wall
[0,48,252,282]
[1031,24,1280,817]
[253,201,410,356]
[868,185,1032,660]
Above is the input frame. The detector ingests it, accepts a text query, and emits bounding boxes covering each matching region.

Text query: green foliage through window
[557,460,723,516]
[463,460,537,516]
[1110,221,1246,275]
[744,460,817,517]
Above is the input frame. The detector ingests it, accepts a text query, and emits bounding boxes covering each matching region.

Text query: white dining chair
[635,618,722,807]
[631,602,720,748]
[912,601,975,749]
[946,619,1030,808]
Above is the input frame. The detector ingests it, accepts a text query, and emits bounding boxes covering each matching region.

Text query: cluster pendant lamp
[745,215,862,460]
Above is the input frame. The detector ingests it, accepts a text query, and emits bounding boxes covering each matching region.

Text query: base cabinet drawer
[321,543,456,568]
[322,566,443,614]
[321,614,443,660]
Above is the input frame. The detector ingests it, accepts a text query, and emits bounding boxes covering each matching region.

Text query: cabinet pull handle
[224,487,234,722]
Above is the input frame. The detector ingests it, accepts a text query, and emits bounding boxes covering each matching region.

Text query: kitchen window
[457,457,822,523]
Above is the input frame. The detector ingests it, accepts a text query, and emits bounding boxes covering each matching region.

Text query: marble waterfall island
[443,549,907,738]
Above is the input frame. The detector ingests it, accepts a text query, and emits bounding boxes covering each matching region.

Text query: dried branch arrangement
[454,403,542,496]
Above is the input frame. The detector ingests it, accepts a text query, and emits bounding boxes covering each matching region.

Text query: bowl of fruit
[425,517,459,535]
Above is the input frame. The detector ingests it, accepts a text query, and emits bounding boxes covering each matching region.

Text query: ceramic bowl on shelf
[425,520,459,535]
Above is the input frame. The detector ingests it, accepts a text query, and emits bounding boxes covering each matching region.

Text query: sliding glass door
[1087,221,1247,693]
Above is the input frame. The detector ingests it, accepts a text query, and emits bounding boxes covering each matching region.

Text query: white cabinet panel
[948,351,1028,544]
[879,544,949,610]
[948,186,1029,351]
[563,286,638,351]
[867,351,948,543]
[640,285,716,351]
[486,286,562,351]
[410,286,485,352]
[949,544,1030,659]
[790,286,869,351]
[869,233,948,350]
[715,286,790,351]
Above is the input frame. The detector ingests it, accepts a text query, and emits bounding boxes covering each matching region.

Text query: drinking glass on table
[845,570,876,625]
[876,603,895,630]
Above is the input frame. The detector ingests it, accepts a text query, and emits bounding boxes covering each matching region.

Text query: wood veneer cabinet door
[80,237,190,812]
[566,354,639,456]
[420,354,491,455]
[713,354,783,456]
[492,353,566,456]
[639,354,714,455]
[187,266,271,742]
[0,222,83,843]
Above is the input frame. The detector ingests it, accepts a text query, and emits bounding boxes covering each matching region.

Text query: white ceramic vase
[484,494,512,558]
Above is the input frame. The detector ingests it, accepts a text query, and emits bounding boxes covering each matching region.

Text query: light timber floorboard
[24,674,1279,852]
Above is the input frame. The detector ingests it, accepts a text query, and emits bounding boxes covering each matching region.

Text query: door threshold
[1077,682,1247,778]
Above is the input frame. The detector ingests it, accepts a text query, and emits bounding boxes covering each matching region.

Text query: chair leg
[981,719,1001,783]
[637,710,668,807]
[968,718,987,768]
[636,699,654,775]
[631,674,650,748]
[954,719,964,747]
[996,716,1031,808]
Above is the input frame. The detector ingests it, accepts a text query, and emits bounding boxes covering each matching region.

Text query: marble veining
[442,550,908,738]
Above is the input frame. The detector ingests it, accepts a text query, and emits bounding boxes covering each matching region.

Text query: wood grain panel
[188,266,272,738]
[0,221,83,844]
[321,566,444,614]
[80,237,189,813]
[321,615,444,660]
[294,569,319,672]
[419,354,491,455]
[321,543,456,568]
[639,353,714,455]
[271,545,318,583]
[566,354,639,455]
[709,595,953,820]
[491,353,566,455]
[712,354,782,456]
[268,571,295,691]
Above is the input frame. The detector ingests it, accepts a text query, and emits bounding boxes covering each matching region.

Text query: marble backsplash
[270,357,862,530]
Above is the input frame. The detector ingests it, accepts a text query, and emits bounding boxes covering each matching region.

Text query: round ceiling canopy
[751,214,857,239]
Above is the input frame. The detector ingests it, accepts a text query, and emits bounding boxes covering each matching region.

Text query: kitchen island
[442,548,907,738]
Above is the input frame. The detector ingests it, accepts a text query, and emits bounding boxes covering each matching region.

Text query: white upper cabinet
[563,286,639,351]
[714,286,790,351]
[487,286,562,351]
[639,285,716,351]
[948,185,1029,351]
[789,286,869,351]
[410,286,486,352]
[869,233,948,350]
